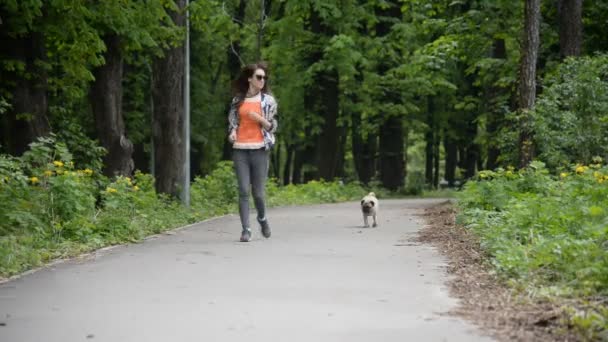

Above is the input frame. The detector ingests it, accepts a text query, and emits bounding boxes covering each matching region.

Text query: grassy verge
[0,140,379,279]
[456,161,608,340]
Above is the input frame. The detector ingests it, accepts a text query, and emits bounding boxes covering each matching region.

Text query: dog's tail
[368,192,376,197]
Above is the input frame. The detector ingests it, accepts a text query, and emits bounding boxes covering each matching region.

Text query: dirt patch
[415,201,580,342]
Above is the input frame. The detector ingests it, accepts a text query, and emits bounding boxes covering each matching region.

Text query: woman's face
[248,68,267,91]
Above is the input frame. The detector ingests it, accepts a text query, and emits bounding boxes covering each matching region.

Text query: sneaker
[240,228,252,242]
[258,217,271,238]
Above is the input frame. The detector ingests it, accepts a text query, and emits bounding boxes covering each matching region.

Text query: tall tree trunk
[90,35,134,177]
[335,126,347,179]
[425,97,435,185]
[313,69,341,180]
[464,147,479,179]
[283,145,294,185]
[352,110,377,184]
[4,32,50,155]
[152,0,186,197]
[376,1,404,190]
[304,7,341,181]
[271,141,280,178]
[486,38,508,170]
[433,128,440,188]
[292,149,304,184]
[558,0,583,58]
[425,129,434,185]
[379,115,404,190]
[444,133,457,186]
[518,0,541,168]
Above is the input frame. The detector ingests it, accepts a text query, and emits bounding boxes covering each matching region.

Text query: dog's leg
[372,213,377,227]
[363,214,369,228]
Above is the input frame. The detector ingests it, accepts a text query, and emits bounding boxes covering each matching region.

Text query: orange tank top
[234,101,264,149]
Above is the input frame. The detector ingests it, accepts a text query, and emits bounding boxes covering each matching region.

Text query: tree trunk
[352,110,377,184]
[433,128,440,188]
[90,35,134,178]
[486,38,508,170]
[444,133,457,186]
[292,149,304,184]
[425,129,434,185]
[518,0,541,168]
[152,0,186,197]
[4,32,50,155]
[375,2,404,191]
[464,146,479,179]
[271,141,280,178]
[425,97,435,185]
[313,69,341,180]
[379,115,404,190]
[283,145,294,185]
[558,0,583,58]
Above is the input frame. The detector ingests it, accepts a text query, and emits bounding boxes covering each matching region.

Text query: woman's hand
[247,110,262,122]
[247,111,271,130]
[228,130,237,143]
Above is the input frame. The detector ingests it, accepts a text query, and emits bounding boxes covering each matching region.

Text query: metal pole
[182,0,191,207]
[257,0,264,60]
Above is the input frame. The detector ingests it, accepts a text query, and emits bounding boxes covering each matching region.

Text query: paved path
[0,199,493,342]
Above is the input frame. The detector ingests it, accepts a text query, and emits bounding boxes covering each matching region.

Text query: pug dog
[360,192,378,228]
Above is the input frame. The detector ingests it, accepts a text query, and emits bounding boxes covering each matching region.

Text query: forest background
[1,0,607,193]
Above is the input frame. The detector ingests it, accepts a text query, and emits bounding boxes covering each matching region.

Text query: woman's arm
[247,111,272,130]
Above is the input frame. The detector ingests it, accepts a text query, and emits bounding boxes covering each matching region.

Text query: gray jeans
[232,148,269,230]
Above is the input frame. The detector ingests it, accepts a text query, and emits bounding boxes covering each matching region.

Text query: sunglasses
[254,74,268,81]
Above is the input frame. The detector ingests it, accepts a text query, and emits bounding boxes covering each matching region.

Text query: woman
[227,62,278,242]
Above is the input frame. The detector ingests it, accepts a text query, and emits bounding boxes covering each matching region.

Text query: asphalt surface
[0,198,493,342]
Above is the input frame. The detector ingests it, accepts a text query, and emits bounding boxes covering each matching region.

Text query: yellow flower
[133,185,139,191]
[589,206,604,217]
[106,187,118,193]
[53,161,64,168]
[505,170,513,177]
[560,172,569,179]
[83,169,93,176]
[56,169,64,175]
[575,165,588,174]
[44,170,53,177]
[125,177,132,185]
[30,177,39,184]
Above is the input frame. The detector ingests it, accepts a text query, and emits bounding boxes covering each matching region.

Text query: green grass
[457,161,608,339]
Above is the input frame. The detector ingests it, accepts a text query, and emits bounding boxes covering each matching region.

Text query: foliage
[0,144,386,279]
[457,161,608,338]
[530,54,608,168]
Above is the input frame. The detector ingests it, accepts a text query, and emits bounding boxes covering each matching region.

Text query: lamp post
[182,0,191,207]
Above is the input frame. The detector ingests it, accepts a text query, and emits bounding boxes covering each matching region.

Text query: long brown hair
[231,62,271,99]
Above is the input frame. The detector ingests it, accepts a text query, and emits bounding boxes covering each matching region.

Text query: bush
[0,142,391,280]
[499,54,608,169]
[457,160,608,338]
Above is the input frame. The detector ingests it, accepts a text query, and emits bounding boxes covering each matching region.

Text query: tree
[518,0,541,168]
[89,35,134,177]
[559,0,583,58]
[152,0,187,197]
